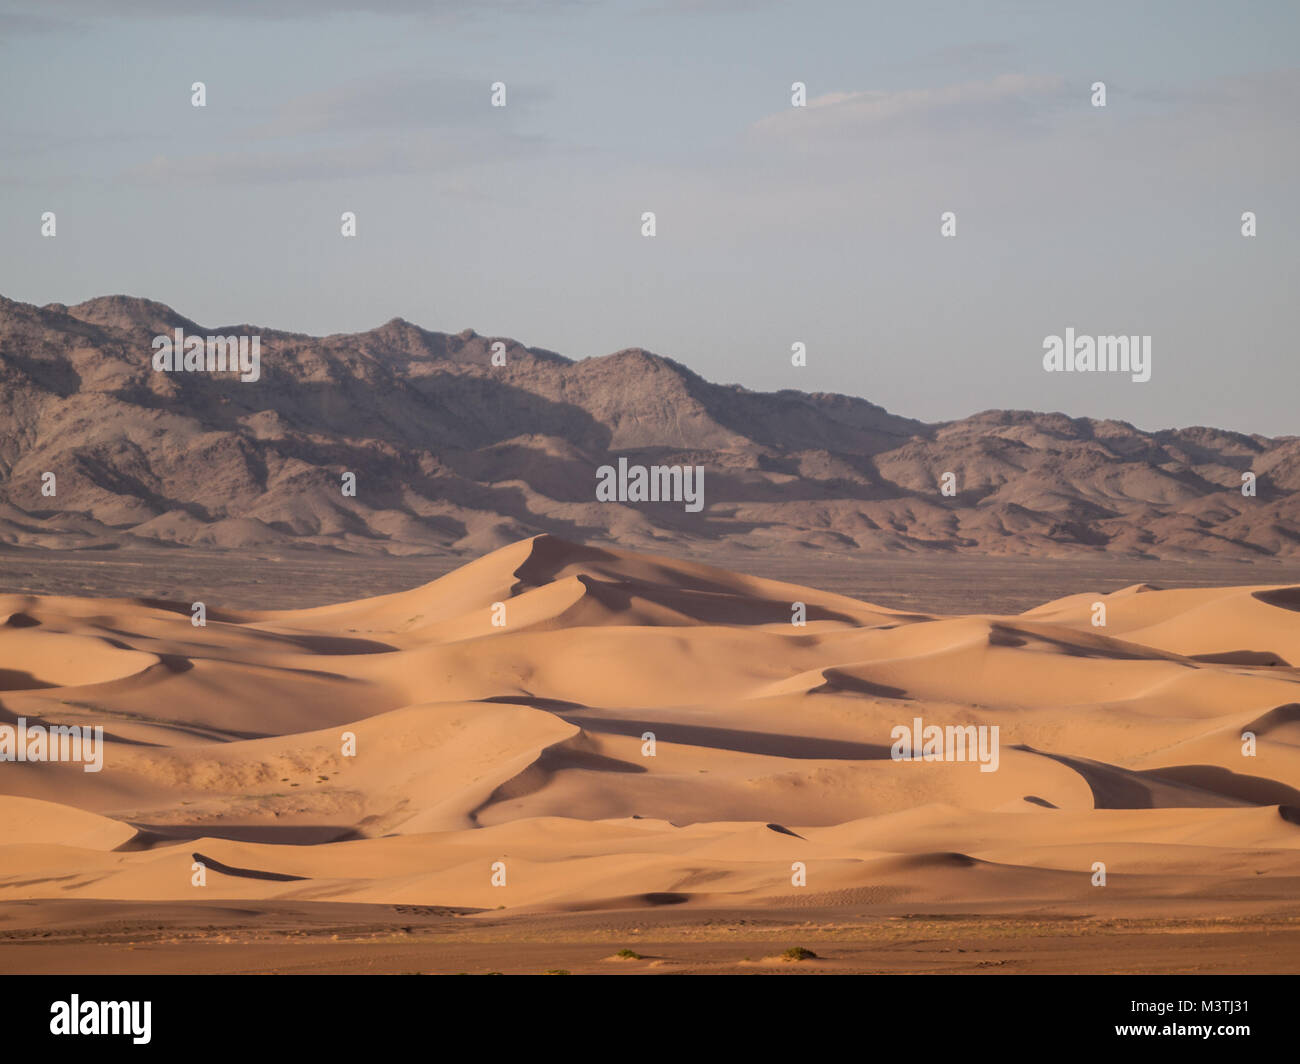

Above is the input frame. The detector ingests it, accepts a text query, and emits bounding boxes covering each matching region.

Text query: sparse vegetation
[782,946,817,961]
[615,948,643,959]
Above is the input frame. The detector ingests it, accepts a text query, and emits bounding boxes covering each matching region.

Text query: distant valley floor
[2,544,1298,615]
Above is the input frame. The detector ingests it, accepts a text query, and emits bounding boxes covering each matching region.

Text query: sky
[1,0,1297,436]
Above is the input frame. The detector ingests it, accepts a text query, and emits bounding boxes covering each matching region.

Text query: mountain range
[0,293,1296,559]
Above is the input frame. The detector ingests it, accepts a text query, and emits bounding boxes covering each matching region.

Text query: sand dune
[2,534,1300,918]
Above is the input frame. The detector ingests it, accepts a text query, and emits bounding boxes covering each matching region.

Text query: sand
[2,534,1299,972]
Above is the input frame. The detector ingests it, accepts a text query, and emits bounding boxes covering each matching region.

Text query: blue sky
[2,0,1297,435]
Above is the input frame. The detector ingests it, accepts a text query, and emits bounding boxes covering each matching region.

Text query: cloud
[248,74,550,140]
[752,73,1068,140]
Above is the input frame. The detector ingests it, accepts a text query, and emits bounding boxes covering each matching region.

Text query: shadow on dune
[813,669,909,699]
[190,851,308,881]
[1026,748,1206,808]
[991,622,1170,662]
[510,532,851,600]
[641,892,690,905]
[101,623,399,655]
[1253,587,1300,612]
[1244,703,1300,735]
[478,694,589,713]
[272,633,399,654]
[0,705,176,748]
[475,732,648,813]
[119,824,364,849]
[0,669,55,691]
[531,741,646,775]
[1189,650,1291,666]
[1138,765,1300,808]
[558,713,893,760]
[1023,746,1300,809]
[571,573,865,626]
